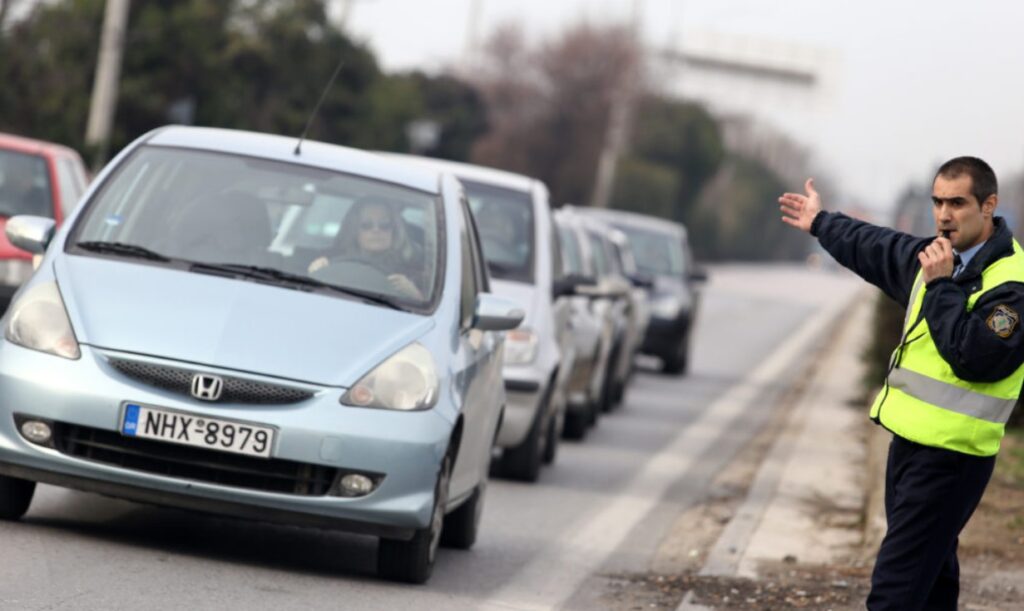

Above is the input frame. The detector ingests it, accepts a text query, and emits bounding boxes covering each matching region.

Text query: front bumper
[641,314,689,358]
[0,342,454,540]
[495,369,546,448]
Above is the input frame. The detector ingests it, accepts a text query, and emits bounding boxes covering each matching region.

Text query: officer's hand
[918,237,954,283]
[778,178,822,233]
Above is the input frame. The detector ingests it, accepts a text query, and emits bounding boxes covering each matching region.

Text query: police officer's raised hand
[918,236,955,283]
[778,178,822,233]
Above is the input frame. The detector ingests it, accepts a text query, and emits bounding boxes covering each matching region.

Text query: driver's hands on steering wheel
[308,256,329,274]
[388,274,423,300]
[308,256,422,299]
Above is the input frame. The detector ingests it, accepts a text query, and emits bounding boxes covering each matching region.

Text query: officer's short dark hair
[935,156,998,206]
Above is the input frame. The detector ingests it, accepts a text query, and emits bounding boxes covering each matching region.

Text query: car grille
[54,423,337,496]
[107,358,314,404]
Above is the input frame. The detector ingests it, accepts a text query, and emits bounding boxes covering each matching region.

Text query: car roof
[145,126,443,195]
[570,206,687,237]
[379,153,536,194]
[0,131,81,158]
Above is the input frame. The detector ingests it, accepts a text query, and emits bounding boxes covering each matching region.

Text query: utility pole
[590,0,643,209]
[461,0,484,74]
[85,0,131,172]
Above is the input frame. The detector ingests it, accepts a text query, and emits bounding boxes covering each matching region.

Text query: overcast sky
[343,0,1024,214]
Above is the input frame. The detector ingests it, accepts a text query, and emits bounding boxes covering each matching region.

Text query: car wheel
[563,408,589,440]
[662,328,691,375]
[441,478,485,550]
[542,411,559,465]
[0,475,35,521]
[378,455,451,584]
[498,386,551,482]
[601,344,620,412]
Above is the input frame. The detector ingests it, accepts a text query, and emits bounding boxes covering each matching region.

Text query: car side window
[463,196,489,293]
[56,157,84,217]
[459,198,480,328]
[549,212,564,280]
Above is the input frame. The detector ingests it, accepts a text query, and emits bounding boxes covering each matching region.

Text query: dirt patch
[606,565,870,610]
[602,422,1024,610]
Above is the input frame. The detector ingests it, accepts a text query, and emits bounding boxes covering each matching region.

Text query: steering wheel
[310,256,394,295]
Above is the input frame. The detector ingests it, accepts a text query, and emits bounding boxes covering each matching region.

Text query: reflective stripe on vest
[871,238,1024,456]
[888,368,1017,424]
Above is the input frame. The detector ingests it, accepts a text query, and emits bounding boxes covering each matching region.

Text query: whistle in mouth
[941,230,951,239]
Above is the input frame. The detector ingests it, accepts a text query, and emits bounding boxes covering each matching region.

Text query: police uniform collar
[954,217,1013,283]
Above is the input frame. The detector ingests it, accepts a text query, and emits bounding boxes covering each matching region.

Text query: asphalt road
[0,264,863,610]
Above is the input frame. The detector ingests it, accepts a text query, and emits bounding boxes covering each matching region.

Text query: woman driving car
[308,196,424,300]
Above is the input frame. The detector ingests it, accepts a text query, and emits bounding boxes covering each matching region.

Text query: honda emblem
[191,374,224,401]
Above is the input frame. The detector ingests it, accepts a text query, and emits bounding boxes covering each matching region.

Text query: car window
[557,223,583,276]
[56,157,85,217]
[458,198,480,326]
[588,231,609,277]
[71,145,444,309]
[549,212,564,280]
[462,179,534,284]
[0,150,53,218]
[614,225,686,277]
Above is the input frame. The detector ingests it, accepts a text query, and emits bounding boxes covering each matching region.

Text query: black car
[574,208,706,374]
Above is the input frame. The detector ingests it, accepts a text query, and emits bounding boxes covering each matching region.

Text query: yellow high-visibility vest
[870,239,1024,456]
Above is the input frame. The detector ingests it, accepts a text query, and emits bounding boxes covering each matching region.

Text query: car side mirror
[628,272,655,289]
[472,293,524,331]
[552,274,596,299]
[689,266,708,283]
[5,215,56,255]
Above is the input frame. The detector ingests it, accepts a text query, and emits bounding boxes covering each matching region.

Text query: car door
[449,193,501,498]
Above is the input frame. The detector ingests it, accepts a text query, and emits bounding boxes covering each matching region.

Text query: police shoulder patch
[986,304,1020,339]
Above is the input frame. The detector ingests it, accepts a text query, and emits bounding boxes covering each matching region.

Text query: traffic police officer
[778,157,1024,610]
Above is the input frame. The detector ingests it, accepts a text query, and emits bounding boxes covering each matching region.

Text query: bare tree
[469,21,641,206]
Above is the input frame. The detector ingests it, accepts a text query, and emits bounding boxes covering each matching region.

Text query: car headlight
[505,329,538,365]
[0,259,34,287]
[5,281,80,359]
[651,295,682,319]
[340,343,438,411]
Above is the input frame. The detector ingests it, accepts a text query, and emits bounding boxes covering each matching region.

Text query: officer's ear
[982,194,998,218]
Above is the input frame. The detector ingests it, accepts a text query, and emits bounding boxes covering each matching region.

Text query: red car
[0,132,89,310]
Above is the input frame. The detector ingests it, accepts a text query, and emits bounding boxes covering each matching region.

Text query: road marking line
[482,292,853,610]
[698,293,867,578]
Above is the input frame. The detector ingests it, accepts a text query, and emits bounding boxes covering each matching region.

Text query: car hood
[55,256,435,386]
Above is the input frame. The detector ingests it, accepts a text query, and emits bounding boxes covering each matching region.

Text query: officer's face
[932,174,996,251]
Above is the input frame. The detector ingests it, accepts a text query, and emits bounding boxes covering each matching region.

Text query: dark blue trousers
[867,434,995,610]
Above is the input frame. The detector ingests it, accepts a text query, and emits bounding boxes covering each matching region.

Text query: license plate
[121,403,275,458]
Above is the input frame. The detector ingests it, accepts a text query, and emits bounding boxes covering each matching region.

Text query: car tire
[377,455,451,584]
[662,327,691,375]
[0,475,35,521]
[498,386,551,482]
[601,344,621,413]
[441,479,485,550]
[542,411,559,465]
[563,408,588,440]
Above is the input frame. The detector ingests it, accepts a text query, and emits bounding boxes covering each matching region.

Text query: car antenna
[294,58,344,156]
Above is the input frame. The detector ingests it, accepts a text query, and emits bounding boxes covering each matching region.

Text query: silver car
[384,155,580,482]
[0,126,523,584]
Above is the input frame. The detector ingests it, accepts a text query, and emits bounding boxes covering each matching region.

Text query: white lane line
[698,293,866,578]
[481,293,853,610]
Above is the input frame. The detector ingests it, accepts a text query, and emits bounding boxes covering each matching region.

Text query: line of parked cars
[0,127,704,584]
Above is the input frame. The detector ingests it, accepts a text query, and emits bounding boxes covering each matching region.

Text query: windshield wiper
[189,262,405,310]
[75,241,171,262]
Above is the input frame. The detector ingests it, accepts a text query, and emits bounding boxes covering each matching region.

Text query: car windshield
[72,146,443,309]
[614,225,685,277]
[462,179,534,283]
[0,149,53,218]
